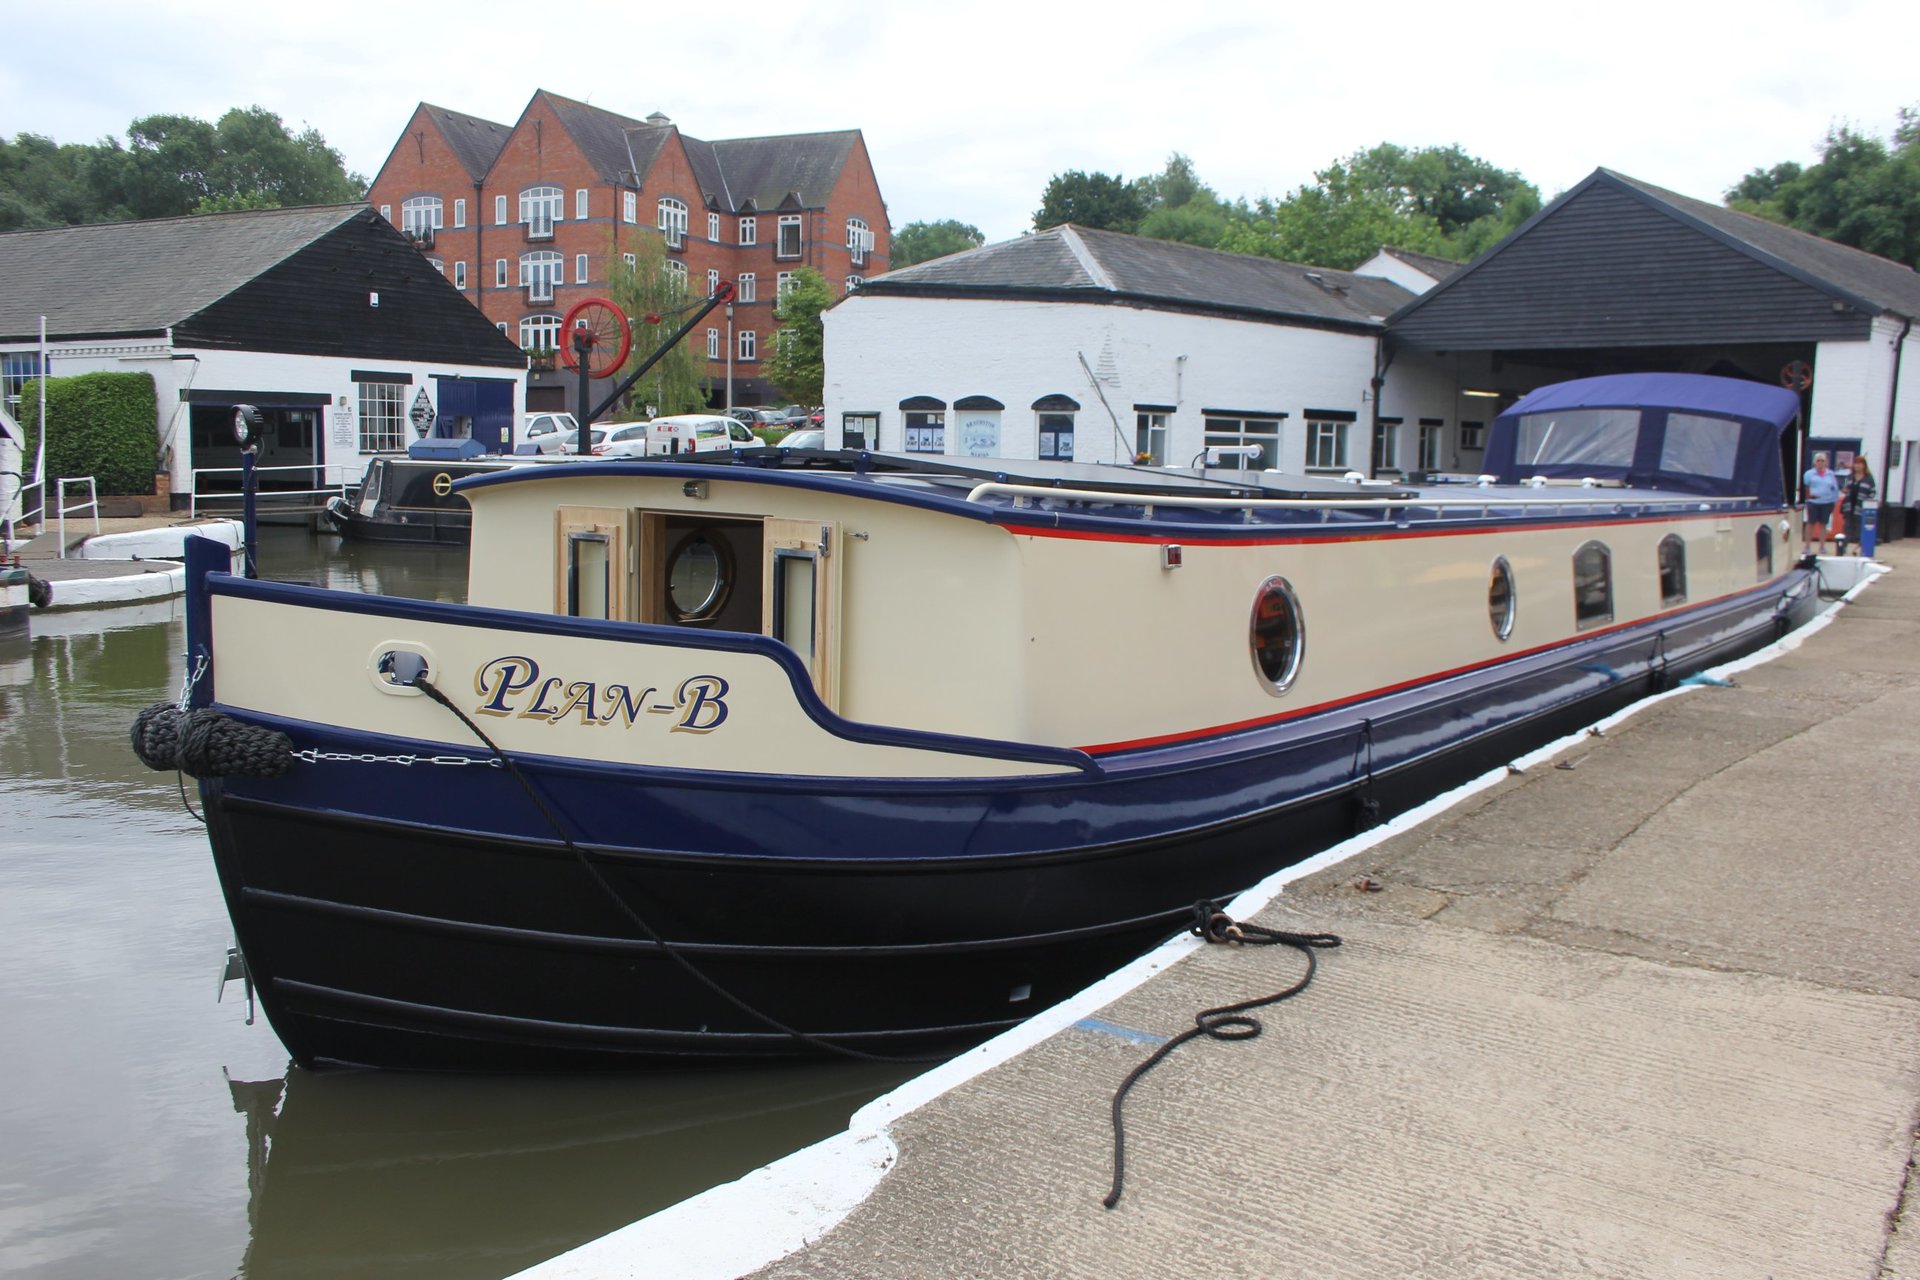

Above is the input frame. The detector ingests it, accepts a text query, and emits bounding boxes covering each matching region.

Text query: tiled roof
[0,204,365,341]
[1380,246,1463,281]
[419,103,512,183]
[537,93,859,212]
[1601,169,1920,318]
[861,225,1414,329]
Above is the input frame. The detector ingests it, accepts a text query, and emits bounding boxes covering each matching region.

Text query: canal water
[0,529,917,1280]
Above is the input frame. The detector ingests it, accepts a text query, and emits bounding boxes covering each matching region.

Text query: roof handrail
[962,481,1756,513]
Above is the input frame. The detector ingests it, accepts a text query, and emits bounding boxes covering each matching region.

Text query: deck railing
[963,481,1760,524]
[189,464,353,518]
[53,477,99,556]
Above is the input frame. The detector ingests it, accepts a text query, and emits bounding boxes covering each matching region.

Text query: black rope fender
[131,702,291,778]
[1103,902,1341,1209]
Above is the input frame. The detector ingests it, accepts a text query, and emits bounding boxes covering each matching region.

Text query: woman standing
[1839,456,1877,554]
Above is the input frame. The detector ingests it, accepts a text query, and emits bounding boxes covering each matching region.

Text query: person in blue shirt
[1803,453,1840,555]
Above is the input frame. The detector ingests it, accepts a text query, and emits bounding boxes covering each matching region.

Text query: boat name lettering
[472,656,730,731]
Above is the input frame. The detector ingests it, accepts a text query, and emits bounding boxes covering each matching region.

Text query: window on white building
[1306,415,1351,470]
[1373,419,1401,473]
[1418,418,1445,470]
[904,409,945,453]
[357,379,408,453]
[1134,409,1169,465]
[1203,413,1284,469]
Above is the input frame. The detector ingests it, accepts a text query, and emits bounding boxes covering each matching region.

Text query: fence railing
[54,477,99,556]
[189,464,353,519]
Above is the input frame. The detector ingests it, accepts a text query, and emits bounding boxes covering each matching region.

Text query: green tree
[1728,110,1920,267]
[606,232,709,417]
[766,267,833,408]
[1033,169,1148,233]
[1134,152,1236,247]
[891,219,985,268]
[1219,185,1447,271]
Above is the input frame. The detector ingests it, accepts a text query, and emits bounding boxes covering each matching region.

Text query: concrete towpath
[520,548,1920,1280]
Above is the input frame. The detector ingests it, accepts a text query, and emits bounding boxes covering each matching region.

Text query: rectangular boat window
[1516,408,1638,470]
[554,506,631,619]
[1573,541,1613,629]
[1659,413,1742,481]
[772,551,817,666]
[567,533,612,619]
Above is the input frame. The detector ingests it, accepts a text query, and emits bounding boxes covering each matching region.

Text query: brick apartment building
[367,90,891,411]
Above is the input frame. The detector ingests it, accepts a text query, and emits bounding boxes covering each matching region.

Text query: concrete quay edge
[513,550,1920,1280]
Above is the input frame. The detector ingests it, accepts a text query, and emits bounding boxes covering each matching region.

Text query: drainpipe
[473,179,486,309]
[1370,337,1396,479]
[1879,315,1912,508]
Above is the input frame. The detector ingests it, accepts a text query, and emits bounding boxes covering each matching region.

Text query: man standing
[1803,452,1841,556]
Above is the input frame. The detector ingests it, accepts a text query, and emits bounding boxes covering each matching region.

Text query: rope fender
[131,703,291,778]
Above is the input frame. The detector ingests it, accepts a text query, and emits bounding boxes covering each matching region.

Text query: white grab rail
[962,480,1755,518]
[54,476,99,557]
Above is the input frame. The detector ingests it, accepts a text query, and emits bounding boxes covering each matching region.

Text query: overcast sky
[3,0,1915,245]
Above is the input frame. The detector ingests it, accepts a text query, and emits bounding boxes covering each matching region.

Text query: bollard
[1862,503,1879,558]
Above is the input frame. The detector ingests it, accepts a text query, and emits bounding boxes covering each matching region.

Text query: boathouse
[0,204,526,511]
[1386,168,1920,503]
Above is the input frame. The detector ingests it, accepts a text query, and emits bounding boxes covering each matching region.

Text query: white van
[642,414,758,456]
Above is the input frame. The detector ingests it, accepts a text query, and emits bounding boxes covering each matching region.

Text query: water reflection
[227,1061,915,1280]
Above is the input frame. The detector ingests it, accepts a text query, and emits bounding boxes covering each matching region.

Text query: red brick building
[367,91,891,409]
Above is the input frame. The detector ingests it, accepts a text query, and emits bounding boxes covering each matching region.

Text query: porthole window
[666,530,732,622]
[1658,534,1687,605]
[1573,541,1613,630]
[1250,576,1305,694]
[1489,557,1516,641]
[1755,525,1773,580]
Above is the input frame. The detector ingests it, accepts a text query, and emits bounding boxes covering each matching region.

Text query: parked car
[780,428,825,450]
[775,405,812,428]
[521,412,585,454]
[593,421,653,457]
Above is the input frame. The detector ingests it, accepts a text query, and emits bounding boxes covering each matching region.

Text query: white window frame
[379,203,391,222]
[520,250,563,303]
[623,252,637,269]
[738,273,756,303]
[1203,415,1283,470]
[776,271,794,298]
[846,217,869,265]
[495,194,507,225]
[1419,421,1444,470]
[738,216,757,246]
[658,196,689,248]
[453,260,467,289]
[664,259,688,292]
[575,188,589,220]
[519,313,562,353]
[707,268,720,294]
[452,198,466,228]
[738,330,757,361]
[399,197,443,235]
[708,212,721,241]
[520,186,562,239]
[495,258,508,288]
[357,380,408,453]
[777,214,802,259]
[575,253,589,284]
[1135,411,1168,465]
[622,191,637,224]
[845,275,862,293]
[706,328,720,359]
[1306,419,1349,470]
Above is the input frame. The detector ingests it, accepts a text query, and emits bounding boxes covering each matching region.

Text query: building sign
[959,413,1000,457]
[409,387,436,436]
[330,404,355,448]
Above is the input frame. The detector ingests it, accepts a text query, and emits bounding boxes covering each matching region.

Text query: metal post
[726,303,735,412]
[241,450,258,579]
[574,328,593,453]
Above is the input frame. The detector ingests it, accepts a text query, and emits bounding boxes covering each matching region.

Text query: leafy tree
[1727,109,1920,266]
[891,219,985,268]
[1033,169,1148,233]
[1330,143,1536,240]
[1219,185,1448,271]
[766,267,834,407]
[1134,152,1236,246]
[0,107,364,229]
[605,231,709,418]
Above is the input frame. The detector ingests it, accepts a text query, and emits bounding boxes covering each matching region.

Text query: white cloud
[3,0,1914,243]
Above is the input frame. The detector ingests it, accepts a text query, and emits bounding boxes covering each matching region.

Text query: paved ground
[529,546,1920,1280]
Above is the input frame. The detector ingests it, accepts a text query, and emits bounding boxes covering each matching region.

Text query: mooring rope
[1103,903,1341,1209]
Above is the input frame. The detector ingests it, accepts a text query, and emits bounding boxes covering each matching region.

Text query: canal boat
[164,373,1819,1071]
[321,443,582,546]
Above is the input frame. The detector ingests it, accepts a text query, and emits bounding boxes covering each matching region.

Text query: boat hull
[201,573,1814,1071]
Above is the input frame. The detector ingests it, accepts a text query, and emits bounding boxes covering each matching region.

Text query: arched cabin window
[1573,541,1613,630]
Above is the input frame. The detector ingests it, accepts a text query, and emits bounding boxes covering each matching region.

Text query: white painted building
[0,204,526,516]
[824,225,1419,476]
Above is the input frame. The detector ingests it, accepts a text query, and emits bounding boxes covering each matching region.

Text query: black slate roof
[1378,245,1463,282]
[0,204,367,341]
[421,103,512,183]
[858,225,1414,331]
[539,92,859,212]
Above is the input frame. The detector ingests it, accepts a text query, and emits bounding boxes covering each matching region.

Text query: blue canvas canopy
[1484,373,1799,507]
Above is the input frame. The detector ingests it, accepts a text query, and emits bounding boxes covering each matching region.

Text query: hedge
[16,371,158,495]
